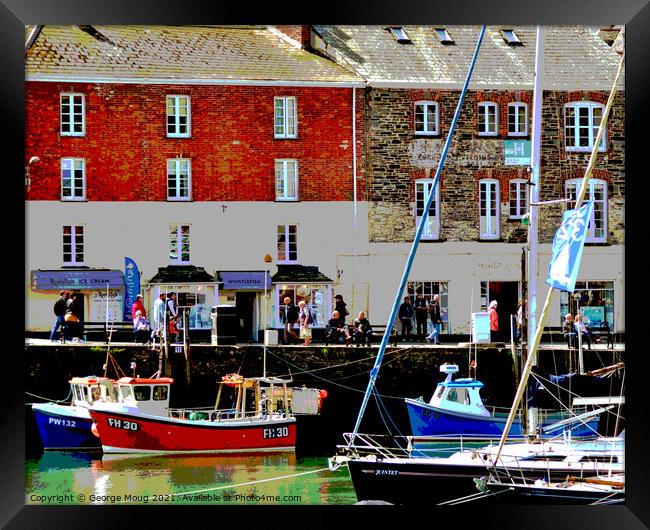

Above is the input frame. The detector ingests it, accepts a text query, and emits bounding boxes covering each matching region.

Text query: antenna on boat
[346,25,487,447]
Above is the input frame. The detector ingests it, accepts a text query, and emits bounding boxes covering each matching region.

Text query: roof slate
[25,25,363,85]
[315,25,624,91]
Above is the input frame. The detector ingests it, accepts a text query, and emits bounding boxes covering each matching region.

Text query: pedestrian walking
[297,300,313,346]
[282,297,300,344]
[488,300,499,342]
[50,290,69,342]
[414,293,429,340]
[398,296,414,340]
[426,294,442,344]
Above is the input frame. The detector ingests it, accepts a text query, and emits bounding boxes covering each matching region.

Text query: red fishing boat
[89,374,323,454]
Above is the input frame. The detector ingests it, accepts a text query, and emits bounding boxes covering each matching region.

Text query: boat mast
[526,25,544,437]
[347,25,487,445]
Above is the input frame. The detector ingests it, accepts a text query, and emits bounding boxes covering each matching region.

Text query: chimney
[272,25,312,50]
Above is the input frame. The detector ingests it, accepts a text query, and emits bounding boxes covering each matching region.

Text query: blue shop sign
[31,270,125,290]
[221,271,271,290]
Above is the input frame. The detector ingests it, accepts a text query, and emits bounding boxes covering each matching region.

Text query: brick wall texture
[25,82,364,202]
[365,88,624,245]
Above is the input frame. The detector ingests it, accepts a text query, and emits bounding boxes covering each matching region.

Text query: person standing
[65,292,83,341]
[334,295,349,325]
[515,299,524,345]
[426,294,442,345]
[297,300,313,346]
[131,294,147,320]
[283,297,300,344]
[414,293,429,340]
[50,290,69,342]
[398,296,414,340]
[151,292,166,343]
[167,292,178,320]
[488,300,499,343]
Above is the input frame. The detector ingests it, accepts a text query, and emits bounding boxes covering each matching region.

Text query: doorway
[235,292,256,342]
[483,281,519,342]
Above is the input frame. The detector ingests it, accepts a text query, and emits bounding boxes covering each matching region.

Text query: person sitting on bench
[562,313,578,348]
[326,310,350,345]
[353,311,373,347]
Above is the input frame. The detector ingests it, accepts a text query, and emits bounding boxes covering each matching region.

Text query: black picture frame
[7,0,649,526]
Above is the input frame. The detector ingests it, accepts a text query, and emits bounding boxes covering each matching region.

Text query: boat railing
[168,407,290,422]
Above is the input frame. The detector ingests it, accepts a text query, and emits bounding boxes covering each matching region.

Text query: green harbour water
[25,452,358,506]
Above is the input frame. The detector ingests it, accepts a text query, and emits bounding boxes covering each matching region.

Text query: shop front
[29,269,125,330]
[271,265,333,329]
[216,271,272,343]
[144,265,218,338]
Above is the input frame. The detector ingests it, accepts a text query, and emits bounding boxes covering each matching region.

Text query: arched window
[478,102,498,136]
[564,102,607,152]
[479,179,500,239]
[415,179,440,240]
[565,178,608,243]
[414,101,439,135]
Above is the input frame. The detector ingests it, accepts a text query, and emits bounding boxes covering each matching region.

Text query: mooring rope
[169,465,336,498]
[25,388,72,403]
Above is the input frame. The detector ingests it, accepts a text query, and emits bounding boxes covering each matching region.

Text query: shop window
[167,159,191,201]
[479,179,500,239]
[508,102,528,136]
[478,102,498,136]
[560,281,615,329]
[415,179,440,240]
[275,159,298,201]
[61,158,86,201]
[169,224,190,263]
[414,101,439,135]
[166,95,191,137]
[277,284,329,328]
[509,179,529,219]
[60,93,85,136]
[274,96,297,138]
[565,179,607,243]
[406,281,450,333]
[277,224,297,263]
[63,225,84,265]
[564,102,606,152]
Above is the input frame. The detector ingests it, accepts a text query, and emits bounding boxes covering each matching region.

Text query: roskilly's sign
[30,270,124,290]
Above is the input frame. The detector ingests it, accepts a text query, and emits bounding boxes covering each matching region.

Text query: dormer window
[434,28,454,44]
[388,27,411,43]
[501,29,522,45]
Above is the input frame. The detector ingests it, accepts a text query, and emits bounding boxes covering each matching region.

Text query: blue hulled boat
[405,364,599,439]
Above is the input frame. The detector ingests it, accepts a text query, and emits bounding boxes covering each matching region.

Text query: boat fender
[91,422,100,438]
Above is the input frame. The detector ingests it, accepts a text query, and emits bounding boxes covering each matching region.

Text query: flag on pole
[546,201,595,293]
[124,257,141,319]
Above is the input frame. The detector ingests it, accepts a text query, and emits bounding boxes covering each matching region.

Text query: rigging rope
[25,387,72,403]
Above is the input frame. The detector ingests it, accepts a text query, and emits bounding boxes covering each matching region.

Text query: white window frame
[479,179,500,240]
[508,102,528,137]
[274,96,297,139]
[166,95,191,138]
[63,225,85,265]
[509,179,529,219]
[388,27,411,43]
[478,102,498,136]
[415,179,440,240]
[60,93,85,136]
[167,159,191,201]
[565,178,608,243]
[277,224,298,263]
[61,158,86,201]
[564,102,607,152]
[169,224,191,264]
[434,28,454,44]
[414,101,439,136]
[275,159,299,201]
[501,29,522,45]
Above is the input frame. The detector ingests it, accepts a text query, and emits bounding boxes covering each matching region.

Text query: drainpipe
[352,87,357,318]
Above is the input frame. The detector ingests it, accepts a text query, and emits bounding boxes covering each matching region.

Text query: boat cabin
[116,377,174,416]
[69,376,118,408]
[429,364,491,417]
[214,375,294,420]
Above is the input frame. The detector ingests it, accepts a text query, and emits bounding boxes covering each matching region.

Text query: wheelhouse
[69,376,118,407]
[116,377,174,416]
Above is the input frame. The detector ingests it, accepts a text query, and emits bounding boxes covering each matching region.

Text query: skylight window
[388,27,411,43]
[501,29,522,45]
[435,28,454,44]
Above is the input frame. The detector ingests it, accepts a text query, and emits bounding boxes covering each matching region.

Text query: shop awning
[271,265,333,283]
[147,265,216,284]
[31,269,124,290]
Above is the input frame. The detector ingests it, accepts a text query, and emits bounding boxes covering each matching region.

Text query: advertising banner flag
[546,200,595,293]
[124,257,141,319]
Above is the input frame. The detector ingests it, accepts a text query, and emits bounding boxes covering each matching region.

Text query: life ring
[91,422,100,438]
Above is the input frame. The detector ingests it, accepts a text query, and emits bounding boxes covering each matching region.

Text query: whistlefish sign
[221,271,270,290]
